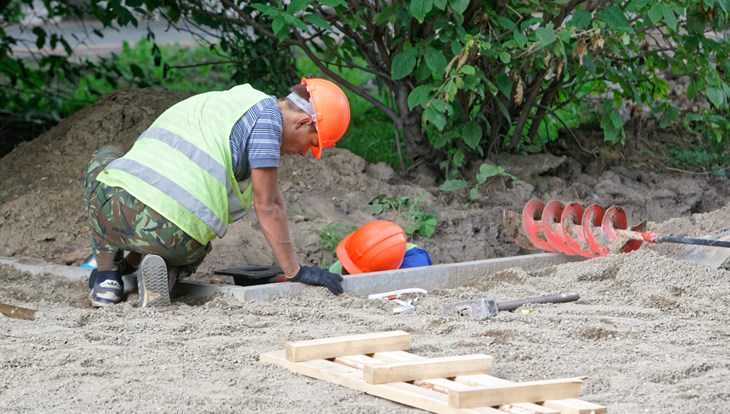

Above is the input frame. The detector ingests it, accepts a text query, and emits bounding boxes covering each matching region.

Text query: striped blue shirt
[229,96,282,181]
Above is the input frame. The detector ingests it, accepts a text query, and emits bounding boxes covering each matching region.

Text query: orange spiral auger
[520,199,557,253]
[601,206,647,254]
[505,199,645,257]
[561,202,600,258]
[581,204,609,256]
[504,199,730,257]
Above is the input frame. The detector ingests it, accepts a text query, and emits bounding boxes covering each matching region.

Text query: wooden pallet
[259,331,606,414]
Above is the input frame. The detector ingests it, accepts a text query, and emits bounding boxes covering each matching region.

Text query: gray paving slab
[1,253,575,302]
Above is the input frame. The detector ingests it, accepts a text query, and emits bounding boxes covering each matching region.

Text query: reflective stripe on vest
[97,84,268,244]
[128,126,247,220]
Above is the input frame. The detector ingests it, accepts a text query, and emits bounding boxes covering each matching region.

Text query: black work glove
[290,266,344,295]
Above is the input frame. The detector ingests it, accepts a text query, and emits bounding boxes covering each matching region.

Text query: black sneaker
[137,254,171,308]
[87,259,138,288]
[89,273,124,307]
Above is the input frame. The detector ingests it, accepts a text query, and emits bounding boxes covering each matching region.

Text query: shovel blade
[682,230,730,269]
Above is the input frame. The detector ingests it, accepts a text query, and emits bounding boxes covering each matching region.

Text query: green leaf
[424,105,447,130]
[496,99,511,123]
[610,111,623,129]
[284,13,309,30]
[687,80,698,100]
[434,0,447,10]
[659,104,680,128]
[496,16,515,30]
[626,0,650,10]
[410,0,433,23]
[462,121,482,150]
[32,27,46,49]
[450,0,469,14]
[476,163,500,184]
[568,8,592,29]
[440,179,467,192]
[272,17,289,40]
[408,85,432,110]
[391,48,418,80]
[288,0,309,13]
[425,47,447,75]
[687,9,708,35]
[459,65,476,75]
[661,4,677,31]
[304,13,332,30]
[469,187,480,200]
[444,79,458,102]
[251,4,278,16]
[318,0,345,6]
[514,31,528,47]
[683,113,702,123]
[706,86,725,107]
[499,51,511,64]
[418,216,438,237]
[482,79,499,96]
[603,126,621,143]
[536,27,557,47]
[496,73,512,98]
[430,99,447,112]
[432,130,459,149]
[598,6,630,31]
[648,4,663,24]
[129,63,144,78]
[453,150,465,167]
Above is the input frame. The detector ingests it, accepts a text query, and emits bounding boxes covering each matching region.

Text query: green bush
[4,0,729,190]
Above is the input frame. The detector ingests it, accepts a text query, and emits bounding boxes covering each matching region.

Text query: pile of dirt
[1,88,728,274]
[1,88,729,413]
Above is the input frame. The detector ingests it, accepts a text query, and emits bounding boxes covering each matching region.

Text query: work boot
[137,255,171,308]
[87,258,138,288]
[89,271,124,307]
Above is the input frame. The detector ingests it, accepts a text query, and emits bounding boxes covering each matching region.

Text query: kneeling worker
[329,220,432,275]
[85,77,350,307]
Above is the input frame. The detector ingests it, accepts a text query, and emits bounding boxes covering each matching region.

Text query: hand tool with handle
[442,293,580,320]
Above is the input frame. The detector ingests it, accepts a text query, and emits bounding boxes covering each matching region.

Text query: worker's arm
[251,167,300,276]
[251,167,343,294]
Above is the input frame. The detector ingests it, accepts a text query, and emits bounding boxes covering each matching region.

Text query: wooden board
[285,330,411,362]
[449,378,584,409]
[364,354,493,384]
[261,350,501,414]
[260,331,607,414]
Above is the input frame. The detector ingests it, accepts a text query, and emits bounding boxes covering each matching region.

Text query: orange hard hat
[301,77,350,159]
[336,220,407,275]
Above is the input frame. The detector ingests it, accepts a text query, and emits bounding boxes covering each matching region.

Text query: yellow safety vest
[97,84,270,244]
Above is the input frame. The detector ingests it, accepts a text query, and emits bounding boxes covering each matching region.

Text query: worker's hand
[290,266,344,295]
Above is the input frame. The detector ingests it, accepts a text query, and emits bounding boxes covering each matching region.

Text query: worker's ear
[294,115,314,129]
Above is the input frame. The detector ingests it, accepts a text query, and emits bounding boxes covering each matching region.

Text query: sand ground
[1,88,729,413]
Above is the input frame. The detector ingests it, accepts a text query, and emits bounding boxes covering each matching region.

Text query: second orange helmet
[336,220,407,275]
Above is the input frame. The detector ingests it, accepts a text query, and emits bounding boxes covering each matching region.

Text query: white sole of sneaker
[137,255,171,308]
[89,293,118,308]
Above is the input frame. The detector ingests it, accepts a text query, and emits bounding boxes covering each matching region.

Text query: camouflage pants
[84,145,210,277]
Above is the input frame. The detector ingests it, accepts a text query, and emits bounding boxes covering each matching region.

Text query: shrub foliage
[2,1,729,189]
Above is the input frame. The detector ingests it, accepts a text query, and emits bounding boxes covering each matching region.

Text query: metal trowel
[442,292,580,320]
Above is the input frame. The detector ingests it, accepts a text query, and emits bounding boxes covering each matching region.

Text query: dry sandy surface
[1,88,729,413]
